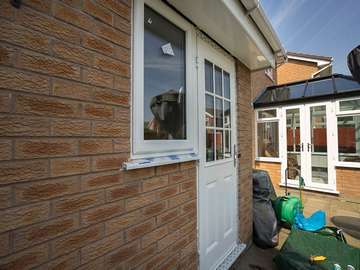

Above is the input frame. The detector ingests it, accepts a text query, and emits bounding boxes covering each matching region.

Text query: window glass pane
[338,115,360,162]
[224,72,230,99]
[205,60,214,93]
[257,122,279,158]
[215,66,222,96]
[206,129,215,162]
[215,98,223,127]
[258,109,277,119]
[339,99,360,111]
[216,129,224,160]
[144,6,186,140]
[205,94,214,127]
[256,83,305,104]
[335,77,360,93]
[224,130,231,158]
[305,79,334,97]
[224,101,231,128]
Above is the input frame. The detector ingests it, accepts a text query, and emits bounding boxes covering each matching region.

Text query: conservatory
[254,74,360,194]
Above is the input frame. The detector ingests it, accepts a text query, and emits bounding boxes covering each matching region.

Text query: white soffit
[167,0,276,70]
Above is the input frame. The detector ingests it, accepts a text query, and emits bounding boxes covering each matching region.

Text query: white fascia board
[288,55,332,66]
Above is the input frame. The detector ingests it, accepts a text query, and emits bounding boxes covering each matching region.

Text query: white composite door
[197,37,238,270]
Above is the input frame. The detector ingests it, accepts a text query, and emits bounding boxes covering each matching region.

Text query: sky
[261,0,360,75]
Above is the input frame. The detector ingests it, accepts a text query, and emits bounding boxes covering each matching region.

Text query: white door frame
[197,35,238,270]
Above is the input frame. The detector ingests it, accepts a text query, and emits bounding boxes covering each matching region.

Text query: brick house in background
[0,0,284,269]
[277,51,333,84]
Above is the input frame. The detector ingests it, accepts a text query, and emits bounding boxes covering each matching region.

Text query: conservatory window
[257,109,279,158]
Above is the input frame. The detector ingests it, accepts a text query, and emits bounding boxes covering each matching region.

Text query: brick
[180,200,196,215]
[0,19,49,54]
[180,161,196,171]
[0,43,16,66]
[94,54,130,77]
[52,119,91,136]
[157,230,180,252]
[0,232,10,257]
[17,51,80,80]
[53,1,96,31]
[13,214,79,251]
[83,0,113,25]
[114,75,130,91]
[14,176,79,204]
[114,14,131,34]
[106,183,141,201]
[168,212,195,232]
[93,121,128,137]
[23,0,51,13]
[83,103,113,119]
[15,139,77,159]
[81,171,122,191]
[0,202,49,233]
[157,208,180,226]
[52,40,93,66]
[142,201,167,218]
[157,185,179,200]
[51,157,90,177]
[51,224,103,257]
[168,191,195,208]
[80,231,124,263]
[142,176,168,192]
[79,138,113,155]
[52,79,93,101]
[60,0,83,8]
[91,153,127,171]
[77,256,104,270]
[0,187,12,209]
[104,241,139,269]
[82,33,114,56]
[168,170,191,184]
[83,68,113,88]
[125,244,157,269]
[38,251,80,270]
[105,210,143,235]
[140,250,170,270]
[0,92,11,113]
[142,225,168,248]
[180,180,196,192]
[81,200,125,225]
[113,138,130,153]
[123,167,155,182]
[94,20,130,48]
[97,0,130,21]
[0,244,48,270]
[0,1,15,20]
[93,88,129,106]
[126,192,157,211]
[159,256,179,270]
[0,67,49,94]
[52,191,104,216]
[0,160,49,185]
[156,164,179,176]
[0,140,12,160]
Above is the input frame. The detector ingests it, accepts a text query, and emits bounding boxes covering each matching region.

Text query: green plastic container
[273,195,303,225]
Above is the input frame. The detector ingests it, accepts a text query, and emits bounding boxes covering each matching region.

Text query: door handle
[307,143,312,152]
[233,145,238,167]
[301,143,304,152]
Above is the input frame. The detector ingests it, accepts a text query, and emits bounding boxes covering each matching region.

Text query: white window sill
[122,153,199,170]
[335,161,360,169]
[255,157,281,163]
[279,183,339,195]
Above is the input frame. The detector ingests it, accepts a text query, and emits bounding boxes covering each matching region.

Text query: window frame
[335,97,360,168]
[255,107,281,162]
[132,0,197,159]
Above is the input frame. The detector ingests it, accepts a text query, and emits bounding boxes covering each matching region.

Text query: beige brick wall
[0,1,198,269]
[277,59,319,84]
[336,167,360,201]
[254,161,281,189]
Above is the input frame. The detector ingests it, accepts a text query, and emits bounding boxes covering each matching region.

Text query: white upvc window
[132,0,197,159]
[255,108,281,162]
[335,97,360,168]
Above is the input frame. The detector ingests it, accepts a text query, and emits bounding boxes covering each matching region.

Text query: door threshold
[216,243,246,270]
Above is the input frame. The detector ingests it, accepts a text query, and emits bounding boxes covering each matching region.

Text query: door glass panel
[144,6,186,140]
[215,98,223,127]
[257,122,279,158]
[286,108,301,180]
[224,101,231,128]
[216,130,224,160]
[310,105,328,184]
[206,94,214,127]
[206,129,215,162]
[224,130,231,158]
[215,66,222,96]
[224,72,230,99]
[205,60,214,93]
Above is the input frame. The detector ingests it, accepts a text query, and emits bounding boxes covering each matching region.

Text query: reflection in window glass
[338,115,360,162]
[144,6,186,140]
[215,66,222,96]
[258,109,277,119]
[305,79,333,97]
[257,122,279,158]
[224,130,231,158]
[205,94,214,127]
[224,72,230,99]
[206,129,215,162]
[205,60,214,93]
[216,130,224,160]
[335,77,360,93]
[339,99,360,111]
[216,98,223,127]
[224,101,231,128]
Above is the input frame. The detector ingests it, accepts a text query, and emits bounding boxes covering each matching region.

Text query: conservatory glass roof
[253,74,360,108]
